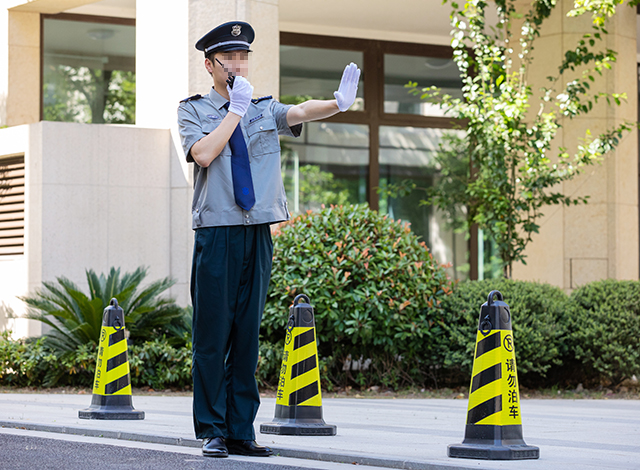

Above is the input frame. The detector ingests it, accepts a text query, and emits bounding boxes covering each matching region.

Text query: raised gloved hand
[227,76,253,117]
[334,62,361,112]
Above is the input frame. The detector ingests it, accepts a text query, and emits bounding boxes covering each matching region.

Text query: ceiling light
[87,29,115,41]
[424,58,452,70]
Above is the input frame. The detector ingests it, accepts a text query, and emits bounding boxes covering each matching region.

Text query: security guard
[177,21,360,458]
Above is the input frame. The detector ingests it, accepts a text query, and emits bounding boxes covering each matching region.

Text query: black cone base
[260,420,336,436]
[78,394,145,420]
[448,443,539,460]
[449,424,538,460]
[261,404,336,436]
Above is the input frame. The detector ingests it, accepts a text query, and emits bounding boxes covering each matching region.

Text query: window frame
[280,32,462,211]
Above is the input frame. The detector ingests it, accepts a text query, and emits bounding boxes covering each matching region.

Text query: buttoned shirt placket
[208,88,254,225]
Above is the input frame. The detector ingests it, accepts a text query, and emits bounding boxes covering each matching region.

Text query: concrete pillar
[6,10,40,126]
[0,8,7,127]
[244,0,281,99]
[188,0,280,100]
[512,0,638,289]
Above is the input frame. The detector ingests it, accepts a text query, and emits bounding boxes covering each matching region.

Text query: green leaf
[20,267,190,353]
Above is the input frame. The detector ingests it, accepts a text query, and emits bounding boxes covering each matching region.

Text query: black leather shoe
[226,439,273,457]
[202,437,228,458]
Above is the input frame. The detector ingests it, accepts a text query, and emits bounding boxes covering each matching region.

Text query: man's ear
[204,56,214,76]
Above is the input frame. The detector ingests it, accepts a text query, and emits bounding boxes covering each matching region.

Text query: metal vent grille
[0,156,25,256]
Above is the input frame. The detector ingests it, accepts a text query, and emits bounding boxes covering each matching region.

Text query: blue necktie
[224,103,255,211]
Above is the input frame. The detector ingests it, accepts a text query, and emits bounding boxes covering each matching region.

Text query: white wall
[0,256,27,336]
[37,122,172,283]
[135,0,189,129]
[0,124,36,336]
[0,122,192,338]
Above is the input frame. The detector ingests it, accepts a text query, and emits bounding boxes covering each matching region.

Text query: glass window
[279,36,476,280]
[42,18,135,124]
[281,122,369,213]
[280,46,364,110]
[479,229,503,279]
[384,54,462,117]
[379,126,468,279]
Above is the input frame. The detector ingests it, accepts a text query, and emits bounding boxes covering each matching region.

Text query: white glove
[334,62,361,112]
[227,76,253,117]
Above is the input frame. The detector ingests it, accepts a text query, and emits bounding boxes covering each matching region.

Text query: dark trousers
[190,224,273,440]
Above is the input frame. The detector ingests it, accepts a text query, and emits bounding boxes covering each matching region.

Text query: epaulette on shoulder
[180,94,202,103]
[251,95,273,104]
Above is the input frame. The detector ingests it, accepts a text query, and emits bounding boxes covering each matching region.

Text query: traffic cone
[448,290,539,460]
[260,294,336,436]
[78,298,144,420]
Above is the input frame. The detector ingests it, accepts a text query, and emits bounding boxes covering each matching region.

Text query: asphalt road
[0,431,330,470]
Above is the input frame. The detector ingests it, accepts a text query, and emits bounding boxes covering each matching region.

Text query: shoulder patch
[251,95,273,104]
[180,94,202,103]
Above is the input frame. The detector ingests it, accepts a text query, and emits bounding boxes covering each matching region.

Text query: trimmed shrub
[439,279,567,387]
[562,280,640,386]
[4,277,640,391]
[262,204,454,389]
[0,331,96,387]
[0,331,192,390]
[129,338,192,390]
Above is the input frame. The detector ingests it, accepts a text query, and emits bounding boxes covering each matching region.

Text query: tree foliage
[569,0,640,26]
[403,0,636,277]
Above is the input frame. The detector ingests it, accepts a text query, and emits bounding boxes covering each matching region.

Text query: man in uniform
[177,21,360,458]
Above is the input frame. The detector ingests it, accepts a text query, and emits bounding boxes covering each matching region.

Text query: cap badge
[231,25,242,37]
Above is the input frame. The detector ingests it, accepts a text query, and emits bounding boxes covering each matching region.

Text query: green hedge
[262,204,454,389]
[438,279,567,387]
[0,332,95,388]
[129,339,192,389]
[0,332,192,390]
[3,279,640,390]
[3,204,640,391]
[560,280,640,386]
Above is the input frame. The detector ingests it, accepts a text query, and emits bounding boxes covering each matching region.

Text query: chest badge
[206,114,220,120]
[249,113,263,124]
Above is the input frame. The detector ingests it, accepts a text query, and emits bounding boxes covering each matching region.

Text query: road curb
[0,419,201,448]
[0,420,478,470]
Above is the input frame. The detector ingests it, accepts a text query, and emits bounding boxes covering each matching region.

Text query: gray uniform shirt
[177,87,302,229]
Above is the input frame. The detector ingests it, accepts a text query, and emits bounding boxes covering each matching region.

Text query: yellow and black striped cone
[260,294,336,436]
[79,298,144,420]
[448,290,538,460]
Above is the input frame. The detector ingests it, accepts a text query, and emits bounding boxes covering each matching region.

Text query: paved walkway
[0,394,638,470]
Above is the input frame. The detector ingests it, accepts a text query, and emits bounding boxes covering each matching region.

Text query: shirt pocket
[247,118,280,156]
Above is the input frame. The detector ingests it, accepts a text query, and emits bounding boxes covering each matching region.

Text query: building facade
[0,0,638,337]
